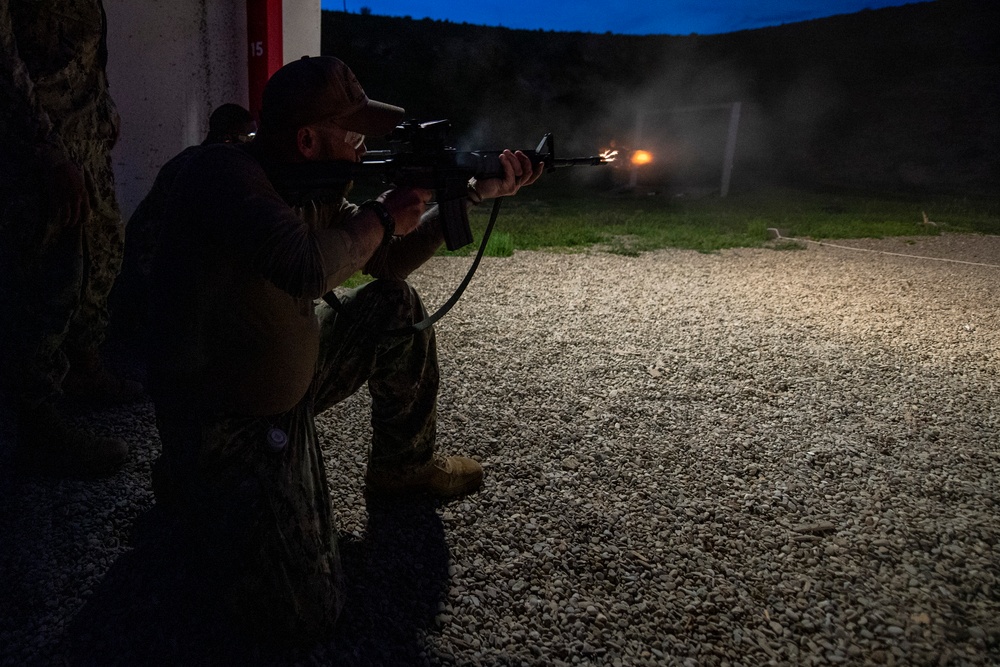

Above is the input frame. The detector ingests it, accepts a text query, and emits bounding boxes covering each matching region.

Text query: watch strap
[360,200,396,246]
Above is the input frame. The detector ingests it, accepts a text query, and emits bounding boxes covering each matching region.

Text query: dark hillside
[321,16,668,149]
[321,0,998,196]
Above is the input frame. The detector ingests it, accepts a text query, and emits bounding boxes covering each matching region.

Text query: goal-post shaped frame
[629,102,742,197]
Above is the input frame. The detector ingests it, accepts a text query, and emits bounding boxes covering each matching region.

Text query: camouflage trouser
[152,278,438,643]
[0,140,123,409]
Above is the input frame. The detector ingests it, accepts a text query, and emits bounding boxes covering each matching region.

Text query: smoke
[441,31,851,194]
[595,39,856,193]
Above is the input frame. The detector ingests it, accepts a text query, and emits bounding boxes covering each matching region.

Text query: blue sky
[321,0,930,35]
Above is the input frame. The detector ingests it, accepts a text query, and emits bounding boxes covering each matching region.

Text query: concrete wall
[284,1,321,61]
[104,0,320,219]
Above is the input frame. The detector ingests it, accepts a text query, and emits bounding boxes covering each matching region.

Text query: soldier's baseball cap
[260,56,405,136]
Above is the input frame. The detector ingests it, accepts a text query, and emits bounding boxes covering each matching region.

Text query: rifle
[269,119,612,334]
[269,119,612,250]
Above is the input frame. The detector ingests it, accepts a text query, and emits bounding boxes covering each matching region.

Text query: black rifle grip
[440,197,473,250]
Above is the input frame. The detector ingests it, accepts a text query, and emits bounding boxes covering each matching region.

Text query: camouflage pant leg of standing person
[0,159,86,411]
[58,136,143,405]
[153,400,344,645]
[0,155,127,477]
[64,138,124,359]
[312,278,439,469]
[0,140,125,406]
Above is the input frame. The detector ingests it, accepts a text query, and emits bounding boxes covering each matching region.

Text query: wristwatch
[360,200,396,246]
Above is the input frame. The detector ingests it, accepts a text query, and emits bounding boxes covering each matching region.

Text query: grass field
[453,180,1000,257]
[341,180,999,286]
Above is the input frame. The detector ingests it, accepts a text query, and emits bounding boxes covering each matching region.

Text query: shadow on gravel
[63,495,450,666]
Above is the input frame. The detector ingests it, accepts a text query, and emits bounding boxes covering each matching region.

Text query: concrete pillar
[104,0,320,219]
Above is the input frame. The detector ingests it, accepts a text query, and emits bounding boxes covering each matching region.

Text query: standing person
[201,102,256,145]
[0,0,139,477]
[109,103,257,340]
[146,55,541,643]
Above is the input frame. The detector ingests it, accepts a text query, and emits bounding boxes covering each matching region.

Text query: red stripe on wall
[247,0,283,122]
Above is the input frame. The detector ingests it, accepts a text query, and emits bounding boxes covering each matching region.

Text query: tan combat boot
[366,454,484,498]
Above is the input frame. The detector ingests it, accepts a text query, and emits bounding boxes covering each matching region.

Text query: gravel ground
[1,233,998,666]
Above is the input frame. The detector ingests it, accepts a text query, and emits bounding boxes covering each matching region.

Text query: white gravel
[1,233,998,666]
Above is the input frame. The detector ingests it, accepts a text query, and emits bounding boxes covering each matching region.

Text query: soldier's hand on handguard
[472,149,543,200]
[378,186,434,236]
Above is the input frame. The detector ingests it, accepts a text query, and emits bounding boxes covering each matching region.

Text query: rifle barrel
[551,156,609,167]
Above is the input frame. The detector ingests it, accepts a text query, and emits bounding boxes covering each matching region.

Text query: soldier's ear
[297,126,320,159]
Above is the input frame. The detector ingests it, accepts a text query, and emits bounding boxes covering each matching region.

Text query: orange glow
[631,150,653,166]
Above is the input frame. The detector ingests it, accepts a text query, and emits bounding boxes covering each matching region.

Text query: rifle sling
[322,197,503,337]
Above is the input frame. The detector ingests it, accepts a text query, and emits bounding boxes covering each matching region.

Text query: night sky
[322,0,931,35]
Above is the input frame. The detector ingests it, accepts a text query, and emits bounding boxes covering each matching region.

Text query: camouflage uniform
[153,280,438,643]
[0,0,123,408]
[147,144,440,643]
